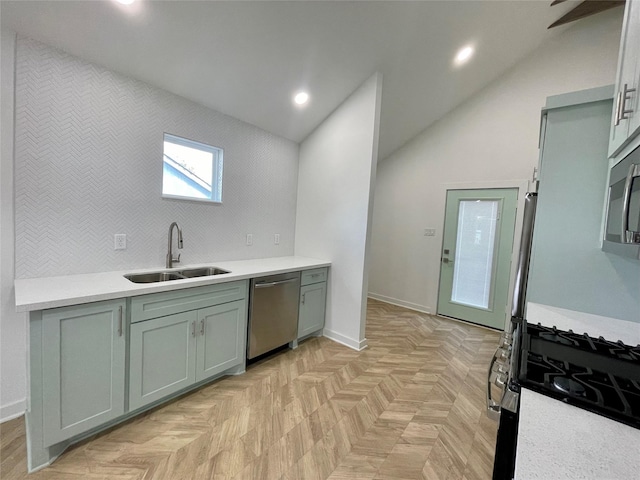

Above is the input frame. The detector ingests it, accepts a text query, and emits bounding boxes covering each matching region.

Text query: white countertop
[514,303,640,479]
[526,302,640,346]
[515,389,640,480]
[14,256,330,312]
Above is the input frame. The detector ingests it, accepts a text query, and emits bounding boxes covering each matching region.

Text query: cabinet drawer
[301,268,328,286]
[131,281,248,323]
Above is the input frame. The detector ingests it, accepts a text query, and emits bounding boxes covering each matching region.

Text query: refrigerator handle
[511,192,537,319]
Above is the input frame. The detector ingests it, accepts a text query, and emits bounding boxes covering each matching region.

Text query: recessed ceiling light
[115,0,135,5]
[294,91,309,106]
[454,45,474,66]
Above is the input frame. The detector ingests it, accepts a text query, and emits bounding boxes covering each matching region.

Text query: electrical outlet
[114,234,127,250]
[424,228,436,237]
[246,234,253,246]
[274,233,280,245]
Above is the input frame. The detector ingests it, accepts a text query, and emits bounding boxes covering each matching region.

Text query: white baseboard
[322,328,368,351]
[367,293,431,314]
[1,399,26,423]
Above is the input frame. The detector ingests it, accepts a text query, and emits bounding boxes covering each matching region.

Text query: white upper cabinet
[610,0,640,159]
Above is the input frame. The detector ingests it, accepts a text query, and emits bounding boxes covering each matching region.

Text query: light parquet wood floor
[0,299,500,479]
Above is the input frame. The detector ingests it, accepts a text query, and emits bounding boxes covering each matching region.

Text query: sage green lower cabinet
[40,299,126,447]
[298,281,327,339]
[22,278,256,472]
[129,299,247,410]
[128,282,248,411]
[196,300,246,381]
[129,311,197,411]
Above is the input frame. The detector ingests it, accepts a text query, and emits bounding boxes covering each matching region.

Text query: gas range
[490,317,640,479]
[518,322,640,429]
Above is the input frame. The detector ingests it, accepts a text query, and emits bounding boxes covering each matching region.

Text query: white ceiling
[1,0,593,160]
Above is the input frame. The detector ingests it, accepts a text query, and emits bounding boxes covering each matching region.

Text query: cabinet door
[129,311,197,411]
[610,0,640,156]
[626,0,640,147]
[195,300,247,382]
[298,283,327,339]
[42,299,126,446]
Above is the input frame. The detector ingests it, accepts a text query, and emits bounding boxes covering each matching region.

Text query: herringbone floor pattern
[0,300,500,479]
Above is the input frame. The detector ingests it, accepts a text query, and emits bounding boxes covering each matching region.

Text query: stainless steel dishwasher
[247,271,301,359]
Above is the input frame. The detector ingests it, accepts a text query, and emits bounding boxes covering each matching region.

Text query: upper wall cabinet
[610,0,640,159]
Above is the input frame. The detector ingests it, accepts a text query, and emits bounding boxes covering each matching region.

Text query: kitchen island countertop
[15,256,330,312]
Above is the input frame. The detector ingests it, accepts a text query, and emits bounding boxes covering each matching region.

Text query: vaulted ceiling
[0,1,622,160]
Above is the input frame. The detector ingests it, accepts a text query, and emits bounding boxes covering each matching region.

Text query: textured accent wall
[14,37,299,279]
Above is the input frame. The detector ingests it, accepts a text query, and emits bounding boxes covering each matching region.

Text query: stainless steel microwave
[603,145,640,259]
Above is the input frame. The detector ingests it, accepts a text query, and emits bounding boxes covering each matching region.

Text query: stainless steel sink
[124,266,230,283]
[179,267,229,278]
[124,272,186,283]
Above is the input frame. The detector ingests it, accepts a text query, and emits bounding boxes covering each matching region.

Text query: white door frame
[440,179,533,331]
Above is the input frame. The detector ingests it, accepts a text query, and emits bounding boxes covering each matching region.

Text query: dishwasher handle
[254,278,299,288]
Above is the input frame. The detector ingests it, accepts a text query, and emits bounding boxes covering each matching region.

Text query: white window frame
[162,133,224,204]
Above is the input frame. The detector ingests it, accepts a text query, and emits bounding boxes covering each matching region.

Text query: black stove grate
[517,322,640,429]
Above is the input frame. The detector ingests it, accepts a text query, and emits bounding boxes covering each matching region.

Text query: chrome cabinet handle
[614,84,636,126]
[191,321,196,337]
[615,90,623,126]
[117,306,123,337]
[620,83,636,122]
[200,319,205,336]
[301,293,306,305]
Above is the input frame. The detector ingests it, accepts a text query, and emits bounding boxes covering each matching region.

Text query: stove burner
[552,376,587,398]
[539,332,575,346]
[517,321,640,429]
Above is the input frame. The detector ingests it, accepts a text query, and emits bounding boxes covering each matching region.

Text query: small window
[162,133,223,203]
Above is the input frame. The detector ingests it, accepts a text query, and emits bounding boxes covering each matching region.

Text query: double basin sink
[125,266,230,284]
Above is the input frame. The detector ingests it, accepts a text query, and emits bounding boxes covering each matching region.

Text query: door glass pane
[451,199,500,309]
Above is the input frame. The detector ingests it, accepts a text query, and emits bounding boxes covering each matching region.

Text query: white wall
[1,30,27,422]
[295,73,382,350]
[14,36,299,279]
[369,10,623,316]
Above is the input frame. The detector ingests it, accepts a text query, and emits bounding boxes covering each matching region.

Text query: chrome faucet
[166,222,183,268]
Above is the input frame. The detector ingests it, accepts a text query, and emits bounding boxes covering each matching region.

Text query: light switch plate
[246,234,253,246]
[424,228,436,237]
[274,233,280,245]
